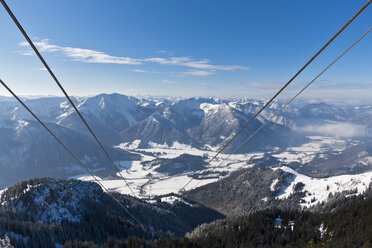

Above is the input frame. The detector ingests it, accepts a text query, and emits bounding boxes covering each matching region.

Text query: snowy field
[272,136,358,165]
[77,136,372,206]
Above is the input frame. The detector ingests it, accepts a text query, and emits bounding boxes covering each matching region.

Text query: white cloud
[131,69,148,73]
[19,39,141,65]
[18,39,249,72]
[144,57,249,71]
[131,69,158,73]
[17,50,35,56]
[182,70,215,76]
[297,123,368,138]
[63,47,141,64]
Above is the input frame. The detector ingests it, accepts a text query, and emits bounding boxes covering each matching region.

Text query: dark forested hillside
[64,186,372,247]
[0,178,223,247]
[0,178,371,247]
[185,167,306,217]
[185,187,372,248]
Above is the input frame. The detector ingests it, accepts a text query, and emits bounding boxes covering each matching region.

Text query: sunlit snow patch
[274,166,372,208]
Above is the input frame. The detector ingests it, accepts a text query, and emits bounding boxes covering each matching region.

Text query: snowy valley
[1,93,371,212]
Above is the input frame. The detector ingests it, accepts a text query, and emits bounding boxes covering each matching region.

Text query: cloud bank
[297,123,369,138]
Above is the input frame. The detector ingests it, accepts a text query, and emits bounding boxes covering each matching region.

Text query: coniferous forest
[0,181,371,247]
[65,190,372,248]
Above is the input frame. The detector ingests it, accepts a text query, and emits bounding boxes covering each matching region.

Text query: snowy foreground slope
[0,178,102,223]
[0,178,223,246]
[276,166,372,208]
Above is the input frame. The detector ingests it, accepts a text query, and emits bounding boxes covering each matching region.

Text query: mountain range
[1,93,372,189]
[0,93,372,246]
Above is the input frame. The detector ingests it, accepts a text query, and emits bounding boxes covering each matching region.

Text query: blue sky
[0,0,371,101]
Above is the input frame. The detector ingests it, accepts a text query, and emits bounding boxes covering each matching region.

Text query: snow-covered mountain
[186,166,372,217]
[228,98,294,125]
[59,94,153,131]
[120,111,192,147]
[1,93,370,148]
[0,119,139,189]
[57,93,155,145]
[0,97,86,123]
[0,93,372,191]
[120,97,306,152]
[0,93,372,247]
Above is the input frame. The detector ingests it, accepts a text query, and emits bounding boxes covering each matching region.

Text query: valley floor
[75,135,372,208]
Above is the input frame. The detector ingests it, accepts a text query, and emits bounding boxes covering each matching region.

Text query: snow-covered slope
[275,166,372,208]
[0,97,74,123]
[57,93,154,145]
[0,178,224,241]
[120,98,306,152]
[0,178,102,223]
[185,165,372,217]
[229,98,295,125]
[120,111,192,147]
